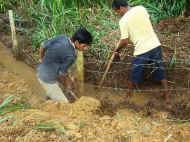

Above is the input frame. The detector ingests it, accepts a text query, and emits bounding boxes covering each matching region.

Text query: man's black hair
[112,0,128,10]
[72,27,92,45]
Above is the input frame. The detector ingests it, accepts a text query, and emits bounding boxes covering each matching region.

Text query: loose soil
[0,16,190,141]
[0,43,190,141]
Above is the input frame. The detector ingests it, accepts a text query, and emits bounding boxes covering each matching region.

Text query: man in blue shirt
[37,28,92,102]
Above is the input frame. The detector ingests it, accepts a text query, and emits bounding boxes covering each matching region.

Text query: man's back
[37,35,76,83]
[42,35,75,64]
[119,6,161,56]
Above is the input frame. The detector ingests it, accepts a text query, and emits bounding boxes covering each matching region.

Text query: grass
[0,96,14,110]
[0,96,29,116]
[36,123,57,131]
[36,122,66,134]
[129,0,187,23]
[36,120,87,133]
[0,0,188,60]
[0,96,29,126]
[0,115,13,124]
[24,3,118,60]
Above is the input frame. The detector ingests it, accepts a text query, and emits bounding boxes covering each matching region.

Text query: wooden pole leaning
[8,10,19,58]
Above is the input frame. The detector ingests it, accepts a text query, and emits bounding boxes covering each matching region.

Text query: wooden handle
[98,46,119,87]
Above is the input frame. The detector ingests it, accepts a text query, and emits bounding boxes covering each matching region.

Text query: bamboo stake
[76,51,84,95]
[8,10,19,58]
[98,46,119,87]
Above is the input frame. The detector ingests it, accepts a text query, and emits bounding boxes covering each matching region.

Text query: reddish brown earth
[0,16,189,142]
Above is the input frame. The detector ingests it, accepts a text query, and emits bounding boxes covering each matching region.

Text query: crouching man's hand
[58,74,75,90]
[58,74,78,102]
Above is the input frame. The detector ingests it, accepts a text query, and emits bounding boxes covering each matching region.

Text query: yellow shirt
[119,6,161,56]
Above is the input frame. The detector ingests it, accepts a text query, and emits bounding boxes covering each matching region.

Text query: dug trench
[1,38,190,120]
[0,17,190,141]
[84,45,190,120]
[0,43,190,141]
[0,49,190,142]
[84,17,190,120]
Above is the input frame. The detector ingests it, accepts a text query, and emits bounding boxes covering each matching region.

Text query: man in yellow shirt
[112,0,170,102]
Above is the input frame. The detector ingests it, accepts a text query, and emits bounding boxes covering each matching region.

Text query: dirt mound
[9,97,127,141]
[0,68,43,107]
[171,99,190,120]
[0,61,190,142]
[40,96,101,119]
[15,130,67,142]
[72,96,101,114]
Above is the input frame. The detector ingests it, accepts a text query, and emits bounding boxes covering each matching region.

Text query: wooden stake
[8,10,19,58]
[75,51,84,95]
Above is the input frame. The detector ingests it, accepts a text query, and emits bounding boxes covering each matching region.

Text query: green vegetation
[0,96,14,110]
[36,122,66,134]
[36,123,57,131]
[129,0,187,23]
[0,0,188,59]
[0,96,29,116]
[0,115,13,124]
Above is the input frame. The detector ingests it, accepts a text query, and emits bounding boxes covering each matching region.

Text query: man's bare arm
[115,38,129,53]
[58,74,74,90]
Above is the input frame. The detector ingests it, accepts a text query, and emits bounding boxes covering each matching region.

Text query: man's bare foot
[163,92,171,104]
[127,81,137,97]
[127,90,134,97]
[164,94,171,104]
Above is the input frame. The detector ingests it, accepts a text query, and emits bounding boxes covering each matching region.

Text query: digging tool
[98,45,120,87]
[59,78,78,102]
[65,89,78,102]
[65,75,79,101]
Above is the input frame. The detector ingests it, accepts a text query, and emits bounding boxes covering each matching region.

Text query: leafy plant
[0,96,14,110]
[0,96,29,116]
[0,115,13,124]
[36,122,66,134]
[1,0,188,59]
[36,123,56,131]
[129,0,187,23]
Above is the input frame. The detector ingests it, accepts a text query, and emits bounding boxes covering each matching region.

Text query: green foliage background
[0,0,188,59]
